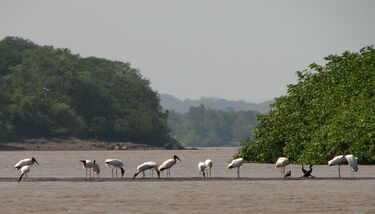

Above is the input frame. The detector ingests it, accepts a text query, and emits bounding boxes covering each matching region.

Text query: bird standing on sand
[275,157,293,179]
[198,162,207,178]
[159,155,181,178]
[133,162,160,179]
[80,160,97,181]
[300,165,315,178]
[204,159,213,177]
[228,158,249,178]
[328,151,358,178]
[105,159,125,178]
[15,157,39,170]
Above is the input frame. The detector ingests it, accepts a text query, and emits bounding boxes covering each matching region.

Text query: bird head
[80,160,87,167]
[174,155,181,161]
[32,157,39,166]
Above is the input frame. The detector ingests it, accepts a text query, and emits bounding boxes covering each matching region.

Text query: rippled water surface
[0,147,374,213]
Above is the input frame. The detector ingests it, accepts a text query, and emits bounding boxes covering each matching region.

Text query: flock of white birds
[14,152,359,182]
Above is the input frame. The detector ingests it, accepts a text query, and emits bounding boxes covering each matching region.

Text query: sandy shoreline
[1,177,374,182]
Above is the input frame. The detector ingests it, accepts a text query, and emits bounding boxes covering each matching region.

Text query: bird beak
[176,156,181,161]
[35,160,39,166]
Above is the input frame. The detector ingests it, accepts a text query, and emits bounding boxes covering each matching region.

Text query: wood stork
[301,165,315,178]
[15,157,39,170]
[105,159,125,178]
[18,166,31,182]
[328,152,358,178]
[159,155,181,178]
[80,160,96,181]
[133,162,160,179]
[228,158,249,178]
[275,157,293,179]
[198,162,206,178]
[204,159,213,177]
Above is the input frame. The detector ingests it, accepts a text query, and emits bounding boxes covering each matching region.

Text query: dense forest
[238,47,375,164]
[0,37,175,147]
[160,94,273,113]
[168,105,258,147]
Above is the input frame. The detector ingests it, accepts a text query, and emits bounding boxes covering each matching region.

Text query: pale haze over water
[1,0,375,102]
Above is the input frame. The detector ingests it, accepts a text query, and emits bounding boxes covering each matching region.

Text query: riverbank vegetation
[238,47,375,164]
[0,37,178,148]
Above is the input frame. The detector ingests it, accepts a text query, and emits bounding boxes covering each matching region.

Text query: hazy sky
[1,1,375,102]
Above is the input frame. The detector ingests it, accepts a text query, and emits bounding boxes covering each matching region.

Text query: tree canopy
[168,105,258,147]
[0,36,172,147]
[238,47,375,164]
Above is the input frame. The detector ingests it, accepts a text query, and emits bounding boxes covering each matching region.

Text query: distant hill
[0,37,178,148]
[160,94,274,113]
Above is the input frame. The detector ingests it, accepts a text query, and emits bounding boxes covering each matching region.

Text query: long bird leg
[151,169,154,178]
[280,168,283,179]
[111,167,115,178]
[237,167,240,178]
[338,164,341,178]
[142,171,145,178]
[116,167,118,178]
[85,168,88,181]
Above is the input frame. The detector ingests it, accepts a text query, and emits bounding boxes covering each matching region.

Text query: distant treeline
[160,94,273,114]
[168,105,258,147]
[0,37,174,147]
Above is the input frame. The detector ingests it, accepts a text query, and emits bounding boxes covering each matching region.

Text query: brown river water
[0,147,374,213]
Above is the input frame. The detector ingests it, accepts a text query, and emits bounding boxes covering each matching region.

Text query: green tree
[0,36,174,147]
[238,47,375,164]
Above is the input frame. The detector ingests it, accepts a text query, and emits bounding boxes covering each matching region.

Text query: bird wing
[328,155,345,166]
[228,158,243,169]
[15,159,30,169]
[345,155,358,172]
[159,159,174,171]
[275,157,288,168]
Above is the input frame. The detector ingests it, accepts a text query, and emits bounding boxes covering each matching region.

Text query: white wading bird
[328,151,358,178]
[105,159,125,178]
[198,162,207,178]
[18,166,31,182]
[275,157,293,179]
[15,157,39,170]
[204,159,213,177]
[80,160,97,181]
[133,162,160,179]
[228,157,249,178]
[159,155,181,178]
